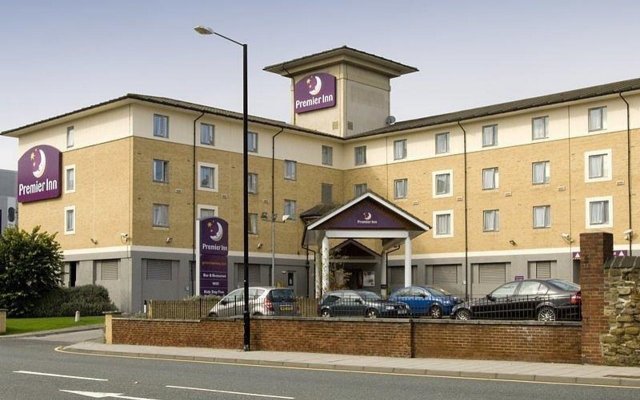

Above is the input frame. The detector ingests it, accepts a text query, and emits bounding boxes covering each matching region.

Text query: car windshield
[427,287,451,297]
[358,291,382,301]
[548,279,580,291]
[269,289,295,302]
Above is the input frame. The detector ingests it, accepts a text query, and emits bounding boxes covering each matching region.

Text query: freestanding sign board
[197,217,229,296]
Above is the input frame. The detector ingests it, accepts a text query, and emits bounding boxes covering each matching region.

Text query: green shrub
[29,285,117,317]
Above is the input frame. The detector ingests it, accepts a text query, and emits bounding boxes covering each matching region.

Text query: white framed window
[200,123,215,146]
[482,167,499,190]
[433,210,453,238]
[322,145,333,166]
[394,178,408,199]
[284,199,297,220]
[533,205,551,228]
[64,206,76,234]
[284,160,297,180]
[153,159,168,183]
[198,162,218,191]
[532,116,549,140]
[354,145,367,166]
[248,213,258,234]
[585,149,611,182]
[248,173,258,194]
[435,132,449,154]
[65,165,76,193]
[588,106,607,131]
[393,139,407,160]
[586,196,612,228]
[153,114,169,138]
[152,204,169,227]
[66,126,75,148]
[197,204,218,219]
[433,170,452,197]
[321,183,333,204]
[483,209,500,232]
[532,161,550,184]
[482,124,498,147]
[248,131,258,153]
[354,183,368,197]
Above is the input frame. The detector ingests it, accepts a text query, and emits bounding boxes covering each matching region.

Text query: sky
[2,0,640,171]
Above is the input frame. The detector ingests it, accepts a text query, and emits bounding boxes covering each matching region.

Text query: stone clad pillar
[579,232,613,365]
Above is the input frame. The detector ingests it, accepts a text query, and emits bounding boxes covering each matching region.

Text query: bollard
[75,310,80,322]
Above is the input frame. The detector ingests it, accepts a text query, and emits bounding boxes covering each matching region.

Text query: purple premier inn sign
[199,217,229,296]
[294,72,336,114]
[17,145,62,203]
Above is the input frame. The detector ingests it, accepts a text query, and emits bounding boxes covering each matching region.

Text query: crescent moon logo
[210,222,224,242]
[309,76,322,96]
[363,212,372,221]
[33,149,46,179]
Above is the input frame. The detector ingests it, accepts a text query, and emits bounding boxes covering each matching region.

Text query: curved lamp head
[194,25,214,35]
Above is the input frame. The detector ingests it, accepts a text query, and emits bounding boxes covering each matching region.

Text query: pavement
[6,326,640,388]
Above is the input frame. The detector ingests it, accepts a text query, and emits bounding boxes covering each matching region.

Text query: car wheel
[320,309,331,318]
[537,306,556,322]
[454,309,471,320]
[365,309,379,319]
[429,305,443,319]
[208,312,217,317]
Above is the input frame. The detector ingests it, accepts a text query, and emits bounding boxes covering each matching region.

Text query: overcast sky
[2,0,640,171]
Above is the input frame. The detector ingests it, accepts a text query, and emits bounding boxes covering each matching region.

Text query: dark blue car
[389,285,461,318]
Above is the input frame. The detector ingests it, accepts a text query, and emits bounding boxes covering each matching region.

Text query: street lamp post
[195,25,250,351]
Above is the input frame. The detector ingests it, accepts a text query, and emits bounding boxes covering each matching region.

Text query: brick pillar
[579,232,613,364]
[0,309,6,334]
[103,311,121,344]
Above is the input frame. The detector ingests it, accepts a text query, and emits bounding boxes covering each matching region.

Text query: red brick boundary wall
[108,317,581,363]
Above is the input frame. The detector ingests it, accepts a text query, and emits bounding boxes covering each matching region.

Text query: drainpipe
[457,121,470,301]
[384,245,401,297]
[192,112,205,296]
[619,92,632,255]
[271,128,284,285]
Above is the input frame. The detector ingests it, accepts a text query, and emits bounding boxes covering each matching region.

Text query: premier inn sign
[294,72,336,113]
[17,145,62,203]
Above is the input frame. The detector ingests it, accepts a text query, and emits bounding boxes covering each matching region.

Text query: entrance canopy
[304,192,431,295]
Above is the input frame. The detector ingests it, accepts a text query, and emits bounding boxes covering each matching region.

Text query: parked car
[318,290,410,318]
[389,285,462,318]
[208,286,298,317]
[451,279,581,321]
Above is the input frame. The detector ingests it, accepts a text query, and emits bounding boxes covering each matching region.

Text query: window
[198,162,218,191]
[65,166,76,193]
[586,197,612,228]
[248,213,258,234]
[532,116,549,140]
[393,139,407,160]
[153,114,169,138]
[483,209,499,232]
[64,206,76,234]
[153,159,168,183]
[435,132,449,154]
[433,210,453,237]
[482,124,498,147]
[100,260,119,281]
[588,106,607,131]
[321,183,333,204]
[66,126,75,148]
[354,145,367,166]
[477,263,507,285]
[529,261,553,280]
[532,161,550,184]
[284,160,297,180]
[198,205,217,219]
[433,170,452,197]
[284,200,296,220]
[322,145,333,166]
[146,259,172,280]
[585,150,611,181]
[394,178,408,199]
[354,183,368,197]
[248,173,258,194]
[533,205,551,228]
[200,123,215,146]
[153,204,169,227]
[482,167,499,190]
[248,131,258,152]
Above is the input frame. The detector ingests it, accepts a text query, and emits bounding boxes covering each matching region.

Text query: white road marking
[13,370,108,381]
[60,390,159,399]
[167,385,295,399]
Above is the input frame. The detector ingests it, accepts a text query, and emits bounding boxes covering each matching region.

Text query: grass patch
[3,315,104,335]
